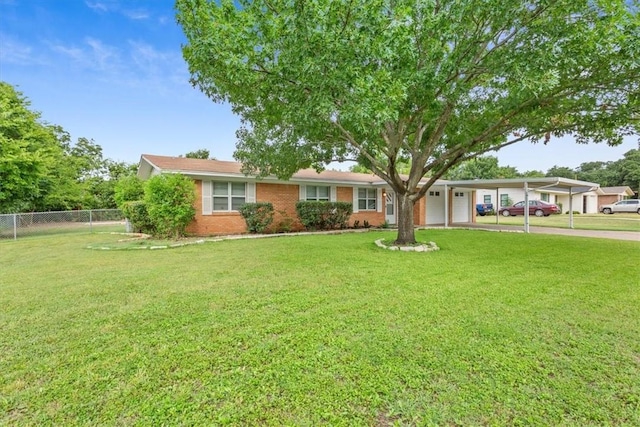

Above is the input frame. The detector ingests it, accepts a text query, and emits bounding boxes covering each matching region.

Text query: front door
[385,191,396,224]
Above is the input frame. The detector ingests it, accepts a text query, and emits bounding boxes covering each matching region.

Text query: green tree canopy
[182,149,214,160]
[0,82,133,212]
[177,0,639,243]
[545,166,576,179]
[0,82,66,212]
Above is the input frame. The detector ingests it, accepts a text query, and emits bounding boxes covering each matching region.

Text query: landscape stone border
[375,238,440,252]
[88,229,443,251]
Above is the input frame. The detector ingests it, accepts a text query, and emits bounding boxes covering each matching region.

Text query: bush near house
[120,200,154,234]
[143,174,196,239]
[239,202,274,233]
[296,201,352,230]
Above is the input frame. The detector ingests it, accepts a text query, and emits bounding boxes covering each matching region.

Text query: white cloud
[0,34,46,65]
[50,37,121,73]
[85,1,109,12]
[122,8,149,20]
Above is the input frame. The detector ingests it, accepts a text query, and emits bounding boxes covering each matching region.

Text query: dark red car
[499,200,560,217]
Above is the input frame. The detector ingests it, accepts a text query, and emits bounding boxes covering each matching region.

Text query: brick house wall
[338,186,385,227]
[186,180,386,236]
[257,182,304,232]
[598,194,623,208]
[186,180,247,235]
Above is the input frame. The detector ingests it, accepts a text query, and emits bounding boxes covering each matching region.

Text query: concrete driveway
[450,223,640,242]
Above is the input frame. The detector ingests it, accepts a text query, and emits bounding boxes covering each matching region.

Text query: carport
[441,177,600,233]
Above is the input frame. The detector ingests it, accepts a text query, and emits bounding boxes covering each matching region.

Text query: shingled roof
[139,154,383,184]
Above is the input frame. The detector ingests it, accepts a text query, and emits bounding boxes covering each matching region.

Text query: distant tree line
[0,82,140,213]
[0,82,216,214]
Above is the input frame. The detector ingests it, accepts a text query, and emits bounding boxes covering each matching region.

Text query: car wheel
[637,208,640,215]
[501,210,510,217]
[534,209,544,217]
[603,208,612,214]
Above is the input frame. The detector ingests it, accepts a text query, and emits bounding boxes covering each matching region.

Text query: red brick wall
[187,181,387,235]
[186,180,247,236]
[339,186,385,227]
[413,197,426,226]
[257,182,304,232]
[598,194,622,208]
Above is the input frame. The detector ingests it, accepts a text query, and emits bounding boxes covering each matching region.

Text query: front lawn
[476,212,640,232]
[1,230,639,425]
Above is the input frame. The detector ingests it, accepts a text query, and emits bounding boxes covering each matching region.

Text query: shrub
[238,202,274,233]
[295,201,353,230]
[144,174,196,239]
[114,176,145,209]
[121,201,154,234]
[275,210,295,233]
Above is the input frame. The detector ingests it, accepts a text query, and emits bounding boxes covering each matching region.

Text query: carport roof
[442,177,599,193]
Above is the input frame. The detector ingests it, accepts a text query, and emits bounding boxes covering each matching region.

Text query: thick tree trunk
[394,193,416,245]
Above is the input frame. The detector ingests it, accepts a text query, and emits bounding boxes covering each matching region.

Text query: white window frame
[305,185,330,201]
[213,181,246,211]
[357,188,377,211]
[202,181,255,214]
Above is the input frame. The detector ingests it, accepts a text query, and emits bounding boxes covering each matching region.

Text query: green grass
[1,230,639,425]
[477,212,640,232]
[0,223,127,240]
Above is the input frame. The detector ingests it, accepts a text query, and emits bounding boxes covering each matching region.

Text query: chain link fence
[0,209,125,240]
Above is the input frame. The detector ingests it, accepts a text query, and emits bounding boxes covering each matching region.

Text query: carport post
[444,184,449,228]
[495,188,499,224]
[524,182,530,233]
[569,187,574,229]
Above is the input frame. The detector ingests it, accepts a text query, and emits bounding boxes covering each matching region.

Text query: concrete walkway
[449,223,640,242]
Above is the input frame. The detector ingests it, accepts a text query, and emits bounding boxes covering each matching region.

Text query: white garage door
[426,188,445,225]
[453,191,470,223]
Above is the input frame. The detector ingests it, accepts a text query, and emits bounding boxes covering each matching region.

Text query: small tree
[238,202,274,233]
[113,175,145,209]
[144,174,196,239]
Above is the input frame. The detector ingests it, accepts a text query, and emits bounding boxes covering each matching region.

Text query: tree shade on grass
[1,231,639,425]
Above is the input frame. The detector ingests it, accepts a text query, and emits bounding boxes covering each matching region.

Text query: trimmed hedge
[295,201,352,230]
[238,202,274,233]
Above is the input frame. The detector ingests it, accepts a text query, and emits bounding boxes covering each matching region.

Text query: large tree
[176,0,639,244]
[0,82,133,212]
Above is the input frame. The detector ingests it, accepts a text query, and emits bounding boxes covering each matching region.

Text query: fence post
[89,210,93,233]
[13,213,17,241]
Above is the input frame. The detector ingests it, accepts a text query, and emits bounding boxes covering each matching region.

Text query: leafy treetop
[177,0,639,243]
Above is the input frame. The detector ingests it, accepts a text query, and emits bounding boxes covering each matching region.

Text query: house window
[483,195,492,203]
[358,188,377,210]
[306,185,330,201]
[454,192,464,197]
[429,191,440,196]
[541,193,549,202]
[500,193,509,207]
[213,182,246,211]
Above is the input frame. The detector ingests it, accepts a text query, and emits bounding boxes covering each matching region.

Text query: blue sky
[1,0,637,172]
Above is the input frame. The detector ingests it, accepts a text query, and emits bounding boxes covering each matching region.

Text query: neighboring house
[597,186,635,209]
[137,155,476,236]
